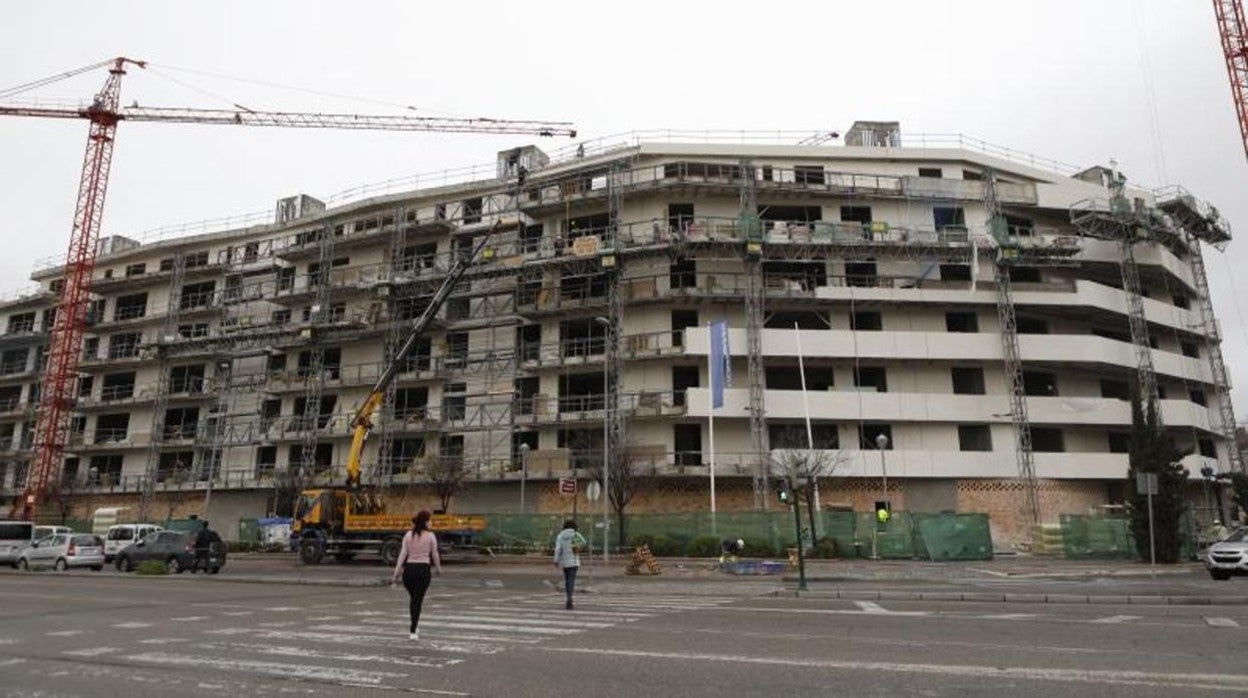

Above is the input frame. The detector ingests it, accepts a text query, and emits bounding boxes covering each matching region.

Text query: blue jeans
[562,565,578,604]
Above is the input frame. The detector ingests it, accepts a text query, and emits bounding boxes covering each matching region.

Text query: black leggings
[402,563,432,633]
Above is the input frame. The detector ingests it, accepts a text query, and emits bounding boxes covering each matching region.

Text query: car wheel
[167,556,182,574]
[54,559,68,572]
[16,558,28,571]
[1210,569,1232,581]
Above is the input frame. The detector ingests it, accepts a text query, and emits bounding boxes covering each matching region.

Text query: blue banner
[710,320,731,409]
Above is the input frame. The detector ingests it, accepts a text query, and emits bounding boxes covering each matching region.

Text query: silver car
[16,534,105,572]
[1207,528,1248,580]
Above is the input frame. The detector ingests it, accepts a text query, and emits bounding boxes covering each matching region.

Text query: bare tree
[566,430,643,550]
[424,455,468,513]
[770,447,848,545]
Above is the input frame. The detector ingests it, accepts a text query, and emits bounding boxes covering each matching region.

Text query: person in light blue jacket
[553,520,587,610]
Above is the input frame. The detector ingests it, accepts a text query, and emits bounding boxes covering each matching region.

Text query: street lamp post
[595,316,612,563]
[875,433,889,502]
[1201,465,1215,525]
[519,443,530,513]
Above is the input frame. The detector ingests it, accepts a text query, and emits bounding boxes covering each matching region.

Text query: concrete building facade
[0,123,1238,543]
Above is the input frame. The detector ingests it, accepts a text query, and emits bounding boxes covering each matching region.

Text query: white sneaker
[409,631,419,641]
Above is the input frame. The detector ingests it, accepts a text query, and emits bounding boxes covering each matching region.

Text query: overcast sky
[3,0,1248,414]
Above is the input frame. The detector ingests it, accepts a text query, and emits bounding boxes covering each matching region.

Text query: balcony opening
[0,348,28,375]
[1022,371,1058,396]
[388,438,426,475]
[170,364,206,394]
[445,296,470,321]
[453,236,479,262]
[1100,379,1130,401]
[845,260,877,288]
[674,423,703,466]
[667,203,695,232]
[1008,266,1042,283]
[255,445,277,476]
[1005,215,1034,236]
[758,205,822,223]
[88,454,123,484]
[1015,316,1049,334]
[672,365,699,407]
[86,299,106,324]
[794,165,826,185]
[1031,427,1065,452]
[442,383,466,421]
[854,366,888,393]
[946,311,979,333]
[765,311,828,330]
[101,372,136,401]
[6,312,35,334]
[0,386,21,410]
[933,206,967,233]
[1108,432,1130,453]
[185,251,210,269]
[858,423,893,450]
[287,443,333,476]
[124,262,146,277]
[1173,294,1191,310]
[514,376,539,416]
[957,425,993,452]
[1181,341,1200,359]
[764,260,826,292]
[1198,438,1217,459]
[163,407,200,440]
[293,395,337,430]
[401,337,432,373]
[107,333,141,359]
[297,347,341,380]
[560,319,606,358]
[563,213,610,241]
[769,421,839,449]
[766,364,832,391]
[671,309,698,347]
[156,451,193,483]
[670,258,697,289]
[516,324,541,362]
[517,276,543,307]
[394,387,429,420]
[962,169,983,181]
[179,281,216,311]
[516,224,543,255]
[260,399,281,429]
[511,432,538,471]
[840,206,872,225]
[559,270,608,301]
[95,413,130,444]
[851,311,883,331]
[267,353,287,374]
[277,267,295,292]
[918,167,943,178]
[557,428,602,471]
[462,197,483,225]
[445,332,470,367]
[1190,389,1208,407]
[940,264,972,282]
[558,372,606,412]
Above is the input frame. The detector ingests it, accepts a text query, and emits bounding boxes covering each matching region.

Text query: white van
[34,525,74,541]
[104,524,163,562]
[0,520,36,566]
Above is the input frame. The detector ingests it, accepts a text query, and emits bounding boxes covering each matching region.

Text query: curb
[774,589,1248,606]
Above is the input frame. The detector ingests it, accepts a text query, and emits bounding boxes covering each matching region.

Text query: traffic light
[874,500,891,524]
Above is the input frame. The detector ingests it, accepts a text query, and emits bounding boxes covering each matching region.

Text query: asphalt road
[1,568,1246,697]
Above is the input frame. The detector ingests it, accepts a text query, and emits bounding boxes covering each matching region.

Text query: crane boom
[1215,0,1248,159]
[0,104,576,137]
[342,223,498,489]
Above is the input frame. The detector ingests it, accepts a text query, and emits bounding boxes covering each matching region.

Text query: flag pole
[708,321,717,537]
[795,323,819,530]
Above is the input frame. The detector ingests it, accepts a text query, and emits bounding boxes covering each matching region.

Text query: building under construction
[0,121,1238,543]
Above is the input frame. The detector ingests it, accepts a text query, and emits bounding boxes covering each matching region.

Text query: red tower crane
[1215,0,1248,159]
[0,57,576,520]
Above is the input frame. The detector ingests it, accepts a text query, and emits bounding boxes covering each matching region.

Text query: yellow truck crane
[291,225,495,565]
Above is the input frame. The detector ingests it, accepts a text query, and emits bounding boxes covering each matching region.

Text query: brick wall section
[957,479,1107,546]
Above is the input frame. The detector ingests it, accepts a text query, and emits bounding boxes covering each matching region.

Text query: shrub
[741,539,779,558]
[811,537,841,559]
[686,535,722,558]
[630,534,681,557]
[135,560,169,576]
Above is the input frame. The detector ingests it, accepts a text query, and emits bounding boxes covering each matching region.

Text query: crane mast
[1215,0,1248,159]
[1,57,574,519]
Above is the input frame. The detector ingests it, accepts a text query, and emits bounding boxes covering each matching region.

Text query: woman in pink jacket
[391,510,441,640]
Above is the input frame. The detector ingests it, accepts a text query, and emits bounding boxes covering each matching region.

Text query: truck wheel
[299,539,324,565]
[380,538,402,567]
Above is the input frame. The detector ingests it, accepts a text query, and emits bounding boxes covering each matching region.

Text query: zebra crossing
[32,591,737,693]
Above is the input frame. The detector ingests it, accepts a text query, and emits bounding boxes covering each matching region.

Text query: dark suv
[115,530,227,574]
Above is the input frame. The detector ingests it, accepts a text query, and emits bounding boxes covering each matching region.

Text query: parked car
[0,520,35,567]
[35,525,74,540]
[15,534,105,571]
[115,530,226,574]
[1206,527,1248,580]
[103,524,163,563]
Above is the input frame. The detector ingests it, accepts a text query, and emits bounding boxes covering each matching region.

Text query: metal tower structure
[984,171,1039,532]
[1215,0,1248,159]
[298,225,335,487]
[604,163,627,514]
[0,56,575,519]
[139,251,187,520]
[738,160,769,509]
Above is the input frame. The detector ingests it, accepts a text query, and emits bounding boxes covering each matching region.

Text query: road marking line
[977,613,1040,620]
[536,646,1248,691]
[1091,616,1141,624]
[171,616,208,622]
[0,658,26,667]
[208,642,464,668]
[138,637,190,644]
[46,630,86,636]
[369,614,615,629]
[221,611,254,617]
[126,652,409,688]
[64,646,120,657]
[307,615,342,621]
[112,622,153,629]
[320,621,576,636]
[854,601,887,613]
[1205,617,1241,628]
[264,606,303,612]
